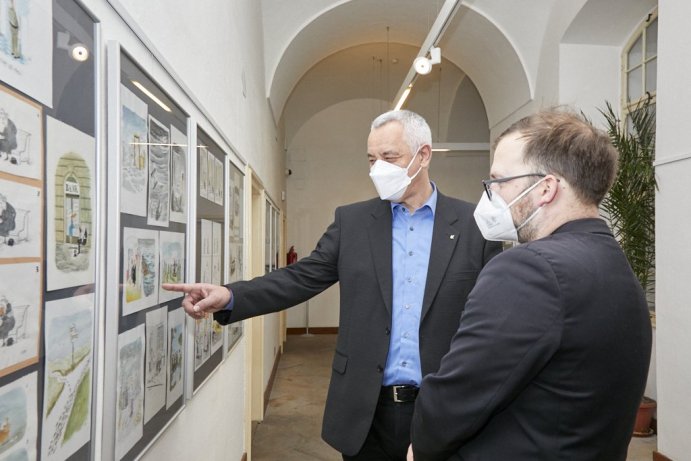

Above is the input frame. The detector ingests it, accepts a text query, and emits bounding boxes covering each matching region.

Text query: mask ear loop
[506,177,547,208]
[406,146,425,180]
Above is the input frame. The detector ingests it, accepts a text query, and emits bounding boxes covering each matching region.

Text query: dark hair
[493,108,618,205]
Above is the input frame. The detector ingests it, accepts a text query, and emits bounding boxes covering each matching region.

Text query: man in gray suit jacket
[409,108,652,461]
[165,110,501,459]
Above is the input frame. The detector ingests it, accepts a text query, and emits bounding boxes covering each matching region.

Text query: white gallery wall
[558,43,620,123]
[77,0,285,459]
[655,0,691,458]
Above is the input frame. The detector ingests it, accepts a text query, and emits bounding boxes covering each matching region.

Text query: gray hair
[371,110,432,154]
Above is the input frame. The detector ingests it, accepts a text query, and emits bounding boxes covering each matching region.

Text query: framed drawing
[205,148,215,204]
[166,307,184,409]
[0,262,40,377]
[146,115,170,228]
[144,306,166,424]
[119,84,148,217]
[105,43,190,461]
[38,0,98,459]
[198,146,207,200]
[214,157,223,206]
[0,83,42,180]
[115,324,145,461]
[169,125,187,223]
[0,371,38,459]
[46,116,95,291]
[225,161,244,353]
[0,0,53,106]
[41,292,95,461]
[158,231,185,304]
[193,316,211,371]
[0,177,41,260]
[193,128,227,389]
[121,227,159,316]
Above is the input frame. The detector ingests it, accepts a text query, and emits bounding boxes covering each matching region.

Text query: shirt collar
[391,182,438,216]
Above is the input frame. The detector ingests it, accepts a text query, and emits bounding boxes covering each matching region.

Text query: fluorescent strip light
[132,80,172,112]
[432,142,491,152]
[394,84,413,111]
[130,142,209,149]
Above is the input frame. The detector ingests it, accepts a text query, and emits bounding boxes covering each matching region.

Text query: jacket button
[377,365,383,372]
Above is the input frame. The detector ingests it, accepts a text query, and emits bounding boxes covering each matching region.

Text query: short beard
[513,200,539,243]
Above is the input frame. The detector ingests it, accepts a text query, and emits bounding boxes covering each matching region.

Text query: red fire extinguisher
[287,246,298,265]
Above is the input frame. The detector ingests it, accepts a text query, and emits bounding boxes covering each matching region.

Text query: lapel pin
[450,235,455,239]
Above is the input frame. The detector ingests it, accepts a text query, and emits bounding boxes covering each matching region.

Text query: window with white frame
[622,9,658,126]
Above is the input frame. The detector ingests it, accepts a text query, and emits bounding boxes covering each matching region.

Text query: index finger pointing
[162,283,194,293]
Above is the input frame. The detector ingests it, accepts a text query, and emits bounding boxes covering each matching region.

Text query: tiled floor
[253,334,656,460]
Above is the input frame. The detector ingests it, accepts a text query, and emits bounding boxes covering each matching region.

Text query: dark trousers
[342,393,415,461]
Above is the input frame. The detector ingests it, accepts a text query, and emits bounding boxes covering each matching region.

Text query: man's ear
[419,144,433,167]
[538,175,560,205]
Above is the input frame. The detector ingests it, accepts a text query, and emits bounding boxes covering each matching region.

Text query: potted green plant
[599,99,657,437]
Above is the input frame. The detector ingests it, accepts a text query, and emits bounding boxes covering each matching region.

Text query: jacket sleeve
[411,247,563,460]
[214,207,341,325]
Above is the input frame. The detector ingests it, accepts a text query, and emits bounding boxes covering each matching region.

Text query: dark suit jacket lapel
[367,200,393,316]
[421,193,461,320]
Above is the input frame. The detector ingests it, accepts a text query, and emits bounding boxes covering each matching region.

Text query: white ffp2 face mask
[369,149,422,202]
[473,178,545,242]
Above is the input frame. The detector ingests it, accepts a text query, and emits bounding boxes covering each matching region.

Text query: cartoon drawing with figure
[0,295,16,346]
[0,109,17,162]
[0,193,16,245]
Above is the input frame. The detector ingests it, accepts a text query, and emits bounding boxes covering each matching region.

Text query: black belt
[380,385,419,403]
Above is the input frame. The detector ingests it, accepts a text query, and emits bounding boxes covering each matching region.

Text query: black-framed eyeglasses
[482,173,546,200]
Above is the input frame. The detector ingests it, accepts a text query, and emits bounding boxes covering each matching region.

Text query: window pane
[646,18,658,59]
[625,113,633,136]
[627,35,643,69]
[627,67,643,101]
[645,58,657,94]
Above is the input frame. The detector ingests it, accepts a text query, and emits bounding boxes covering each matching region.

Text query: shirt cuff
[223,289,234,311]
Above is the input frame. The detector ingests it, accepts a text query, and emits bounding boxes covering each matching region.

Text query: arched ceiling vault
[264,0,532,129]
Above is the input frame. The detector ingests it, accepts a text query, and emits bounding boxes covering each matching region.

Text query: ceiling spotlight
[414,56,432,75]
[414,46,441,75]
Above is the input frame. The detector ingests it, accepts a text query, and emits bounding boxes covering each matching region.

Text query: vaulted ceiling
[261,0,657,130]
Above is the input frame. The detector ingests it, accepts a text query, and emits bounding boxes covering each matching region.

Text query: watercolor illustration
[115,324,144,460]
[46,117,95,290]
[169,125,186,223]
[166,307,184,408]
[120,85,148,217]
[122,227,159,316]
[42,293,94,460]
[147,116,170,227]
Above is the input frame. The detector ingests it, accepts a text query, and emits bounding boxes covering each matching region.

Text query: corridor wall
[0,0,285,459]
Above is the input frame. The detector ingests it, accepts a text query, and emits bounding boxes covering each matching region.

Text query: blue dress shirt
[383,184,437,386]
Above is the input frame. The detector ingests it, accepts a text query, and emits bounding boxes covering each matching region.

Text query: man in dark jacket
[408,108,652,461]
